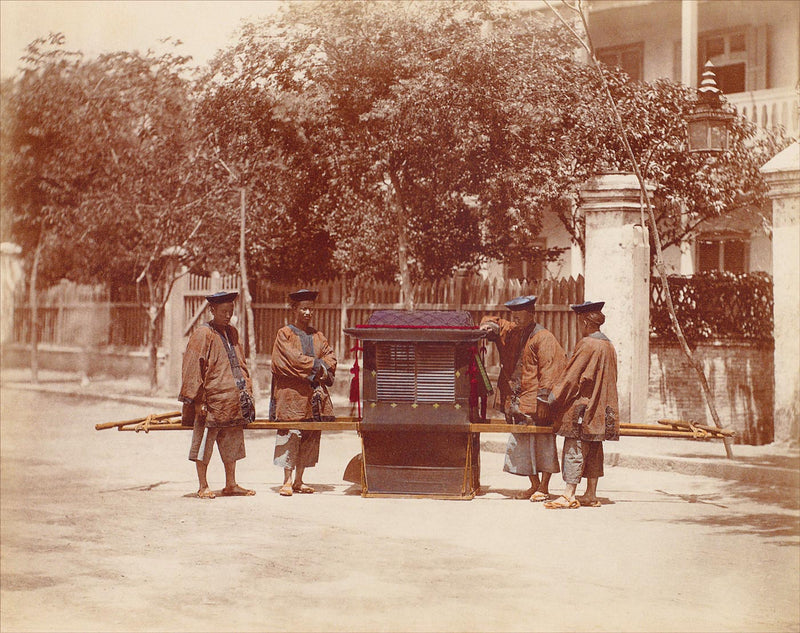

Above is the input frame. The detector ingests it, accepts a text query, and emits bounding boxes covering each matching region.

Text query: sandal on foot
[577,496,601,507]
[530,491,552,502]
[197,488,216,499]
[292,484,315,494]
[544,495,580,509]
[221,485,255,496]
[279,484,293,496]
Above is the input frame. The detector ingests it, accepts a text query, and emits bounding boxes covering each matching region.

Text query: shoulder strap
[204,323,255,423]
[205,323,247,389]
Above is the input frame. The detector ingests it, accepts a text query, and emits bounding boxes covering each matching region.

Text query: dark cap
[205,291,239,304]
[571,300,605,314]
[504,295,537,311]
[289,289,318,302]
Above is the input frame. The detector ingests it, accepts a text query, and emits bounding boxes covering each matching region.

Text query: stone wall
[647,339,774,445]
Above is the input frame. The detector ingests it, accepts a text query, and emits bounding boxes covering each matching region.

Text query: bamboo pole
[658,418,735,436]
[469,423,556,434]
[103,413,728,440]
[116,423,720,439]
[118,419,360,432]
[619,429,709,438]
[95,411,182,431]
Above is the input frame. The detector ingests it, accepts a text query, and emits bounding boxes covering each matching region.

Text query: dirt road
[1,389,798,632]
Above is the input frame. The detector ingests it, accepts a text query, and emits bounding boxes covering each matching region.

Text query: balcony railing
[727,86,799,139]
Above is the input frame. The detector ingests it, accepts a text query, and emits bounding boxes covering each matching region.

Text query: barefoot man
[179,291,256,499]
[480,295,567,502]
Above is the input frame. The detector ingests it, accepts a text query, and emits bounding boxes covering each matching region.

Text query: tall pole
[544,0,734,457]
[239,188,260,400]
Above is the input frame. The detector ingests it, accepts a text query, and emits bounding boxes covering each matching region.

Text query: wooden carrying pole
[95,411,182,431]
[118,420,360,432]
[101,413,733,440]
[657,418,735,436]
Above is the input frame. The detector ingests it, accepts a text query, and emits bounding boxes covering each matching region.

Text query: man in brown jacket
[179,291,256,499]
[544,300,619,509]
[480,295,567,501]
[271,289,337,496]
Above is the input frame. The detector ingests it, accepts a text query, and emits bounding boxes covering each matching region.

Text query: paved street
[1,388,798,632]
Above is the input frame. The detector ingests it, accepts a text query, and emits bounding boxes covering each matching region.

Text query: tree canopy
[202,0,590,294]
[2,0,786,298]
[1,35,232,389]
[1,34,97,287]
[549,71,788,253]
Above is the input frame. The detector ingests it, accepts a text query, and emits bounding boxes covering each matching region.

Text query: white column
[0,242,23,346]
[163,266,189,392]
[567,195,585,278]
[762,142,800,444]
[580,173,652,424]
[681,0,699,87]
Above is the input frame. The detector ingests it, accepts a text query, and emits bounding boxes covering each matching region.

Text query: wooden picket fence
[12,281,122,347]
[249,275,584,364]
[12,274,585,370]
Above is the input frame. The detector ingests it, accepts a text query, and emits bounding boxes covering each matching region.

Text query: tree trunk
[239,188,260,399]
[28,238,43,384]
[147,305,159,395]
[142,268,161,396]
[397,223,414,310]
[386,172,414,310]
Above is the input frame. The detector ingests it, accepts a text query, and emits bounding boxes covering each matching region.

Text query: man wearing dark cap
[544,301,619,509]
[270,289,337,496]
[480,295,567,501]
[179,291,256,499]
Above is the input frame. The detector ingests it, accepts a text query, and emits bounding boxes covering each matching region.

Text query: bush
[650,271,773,342]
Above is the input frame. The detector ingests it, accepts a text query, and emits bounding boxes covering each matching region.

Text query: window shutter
[416,344,455,403]
[746,24,767,91]
[375,342,455,403]
[376,343,416,401]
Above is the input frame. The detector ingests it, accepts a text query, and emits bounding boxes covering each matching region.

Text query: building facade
[495,0,799,282]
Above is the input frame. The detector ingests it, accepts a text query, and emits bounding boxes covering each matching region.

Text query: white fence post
[163,268,190,393]
[762,142,800,444]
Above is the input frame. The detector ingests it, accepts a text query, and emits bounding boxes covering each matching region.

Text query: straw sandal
[292,484,315,494]
[530,491,552,502]
[279,484,293,496]
[544,495,580,509]
[577,496,602,507]
[197,488,216,499]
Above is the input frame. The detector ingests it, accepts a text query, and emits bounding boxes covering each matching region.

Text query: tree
[542,0,745,458]
[195,34,338,284]
[70,46,225,392]
[205,0,587,303]
[2,35,226,392]
[1,34,102,381]
[543,63,787,258]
